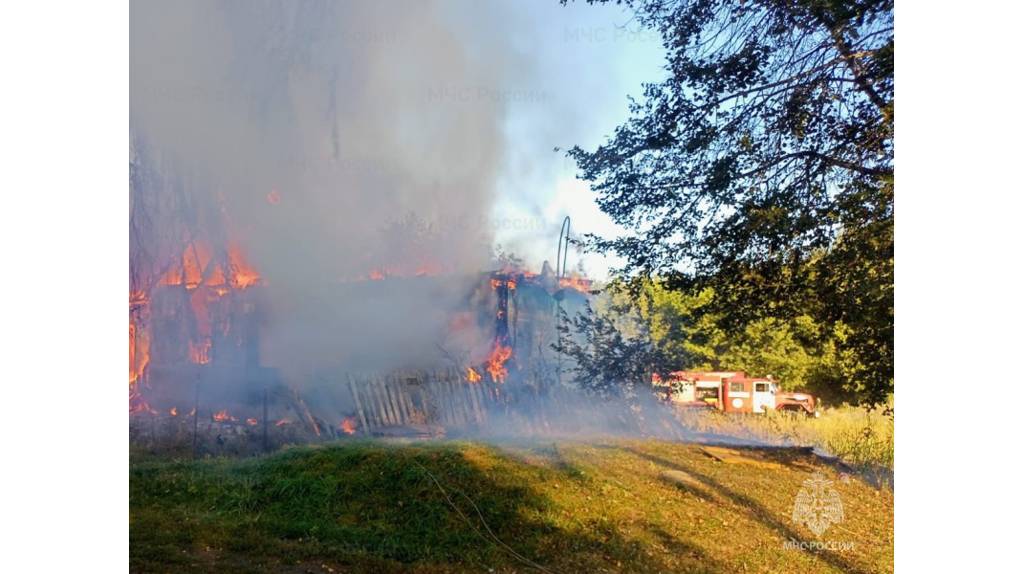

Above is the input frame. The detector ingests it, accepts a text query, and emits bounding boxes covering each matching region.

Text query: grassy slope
[131,440,893,573]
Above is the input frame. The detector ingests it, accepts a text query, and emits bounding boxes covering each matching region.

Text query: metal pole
[191,375,200,460]
[556,216,571,279]
[555,216,570,388]
[262,386,269,453]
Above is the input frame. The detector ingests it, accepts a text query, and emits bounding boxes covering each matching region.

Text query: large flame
[484,344,513,384]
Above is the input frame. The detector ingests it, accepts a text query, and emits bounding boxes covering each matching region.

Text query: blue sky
[486,1,668,280]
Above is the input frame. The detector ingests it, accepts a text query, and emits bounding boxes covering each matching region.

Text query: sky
[482,1,668,280]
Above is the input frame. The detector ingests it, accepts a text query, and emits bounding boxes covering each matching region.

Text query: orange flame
[213,409,237,422]
[228,242,261,289]
[129,319,150,385]
[466,367,482,383]
[246,417,258,426]
[341,417,357,435]
[131,238,263,398]
[485,344,513,384]
[170,407,178,417]
[490,277,517,290]
[156,239,261,290]
[129,291,153,413]
[558,275,592,294]
[275,418,291,427]
[129,290,148,306]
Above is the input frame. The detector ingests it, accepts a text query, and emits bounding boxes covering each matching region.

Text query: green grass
[131,439,893,573]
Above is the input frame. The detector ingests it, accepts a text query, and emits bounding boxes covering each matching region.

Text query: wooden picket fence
[346,368,498,435]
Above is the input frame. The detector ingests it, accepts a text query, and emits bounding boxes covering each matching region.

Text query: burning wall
[129,235,267,413]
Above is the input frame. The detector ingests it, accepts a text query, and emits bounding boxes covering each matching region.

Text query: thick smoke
[131,0,526,378]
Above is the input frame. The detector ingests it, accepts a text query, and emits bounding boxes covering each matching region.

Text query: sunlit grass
[131,439,893,573]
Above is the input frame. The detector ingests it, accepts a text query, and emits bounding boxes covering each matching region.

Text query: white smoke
[131,0,532,378]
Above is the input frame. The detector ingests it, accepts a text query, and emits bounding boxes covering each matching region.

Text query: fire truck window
[696,387,718,401]
[729,382,744,392]
[755,383,768,392]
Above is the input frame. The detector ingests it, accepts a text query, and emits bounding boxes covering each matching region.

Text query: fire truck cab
[721,377,779,414]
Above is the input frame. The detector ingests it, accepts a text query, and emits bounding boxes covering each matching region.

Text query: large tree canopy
[567,0,893,404]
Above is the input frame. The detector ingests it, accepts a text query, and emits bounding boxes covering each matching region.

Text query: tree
[718,316,818,389]
[599,277,724,368]
[566,0,893,404]
[555,301,666,398]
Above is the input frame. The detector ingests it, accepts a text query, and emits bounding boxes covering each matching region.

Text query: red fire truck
[653,371,819,416]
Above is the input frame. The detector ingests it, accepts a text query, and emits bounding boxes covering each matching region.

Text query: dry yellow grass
[678,405,894,486]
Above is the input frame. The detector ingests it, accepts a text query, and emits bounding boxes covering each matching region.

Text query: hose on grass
[413,461,558,574]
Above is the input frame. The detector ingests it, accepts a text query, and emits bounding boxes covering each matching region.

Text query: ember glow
[340,417,357,435]
[213,409,237,423]
[466,367,482,383]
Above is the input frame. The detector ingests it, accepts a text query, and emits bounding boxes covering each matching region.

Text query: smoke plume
[131,0,526,378]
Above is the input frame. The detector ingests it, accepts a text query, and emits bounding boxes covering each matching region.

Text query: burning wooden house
[129,228,596,451]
